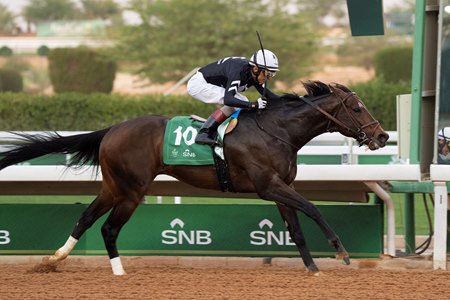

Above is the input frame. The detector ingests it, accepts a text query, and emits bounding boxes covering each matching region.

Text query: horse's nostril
[378,133,389,145]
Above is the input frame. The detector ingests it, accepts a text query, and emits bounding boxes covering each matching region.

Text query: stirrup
[195,133,219,146]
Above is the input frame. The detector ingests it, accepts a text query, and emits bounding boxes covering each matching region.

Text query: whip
[256,30,268,99]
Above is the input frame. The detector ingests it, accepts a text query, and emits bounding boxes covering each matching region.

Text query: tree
[116,0,319,84]
[0,4,17,35]
[299,0,347,27]
[80,0,121,20]
[22,0,80,28]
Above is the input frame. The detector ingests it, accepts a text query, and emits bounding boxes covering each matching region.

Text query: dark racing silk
[199,57,277,108]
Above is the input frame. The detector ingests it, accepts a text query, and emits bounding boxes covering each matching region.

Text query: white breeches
[187,72,249,105]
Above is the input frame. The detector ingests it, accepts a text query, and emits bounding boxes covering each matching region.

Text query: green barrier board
[0,204,382,258]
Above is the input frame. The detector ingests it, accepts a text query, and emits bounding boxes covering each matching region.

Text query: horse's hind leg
[48,192,113,263]
[101,198,141,275]
[276,203,319,275]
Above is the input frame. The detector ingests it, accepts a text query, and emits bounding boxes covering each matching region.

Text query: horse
[0,80,389,275]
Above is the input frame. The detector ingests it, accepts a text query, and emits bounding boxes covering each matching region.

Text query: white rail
[0,131,399,164]
[430,164,450,270]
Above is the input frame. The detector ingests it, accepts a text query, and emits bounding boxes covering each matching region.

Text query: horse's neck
[264,101,334,150]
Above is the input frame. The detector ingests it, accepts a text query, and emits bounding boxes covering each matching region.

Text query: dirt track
[1,256,450,299]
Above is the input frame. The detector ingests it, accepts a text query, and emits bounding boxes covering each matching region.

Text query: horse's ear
[328,83,347,97]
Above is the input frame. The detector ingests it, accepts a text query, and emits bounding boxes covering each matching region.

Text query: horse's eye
[353,107,362,113]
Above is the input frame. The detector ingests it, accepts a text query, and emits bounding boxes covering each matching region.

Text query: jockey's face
[251,66,273,85]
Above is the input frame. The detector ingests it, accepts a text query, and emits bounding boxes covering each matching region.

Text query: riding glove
[249,98,267,110]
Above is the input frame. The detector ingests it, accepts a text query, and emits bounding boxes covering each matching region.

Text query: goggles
[262,69,277,78]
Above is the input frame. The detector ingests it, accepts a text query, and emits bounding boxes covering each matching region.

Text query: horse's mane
[302,80,331,97]
[278,80,352,102]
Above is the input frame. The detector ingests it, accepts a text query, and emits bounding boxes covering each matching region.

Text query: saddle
[163,112,241,192]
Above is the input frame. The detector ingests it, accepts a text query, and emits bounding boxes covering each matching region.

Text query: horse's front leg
[256,176,350,267]
[276,202,319,275]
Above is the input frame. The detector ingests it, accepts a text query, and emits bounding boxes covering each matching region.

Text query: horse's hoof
[113,271,127,276]
[306,264,320,275]
[44,256,57,263]
[336,253,351,265]
[342,256,351,265]
[308,270,322,276]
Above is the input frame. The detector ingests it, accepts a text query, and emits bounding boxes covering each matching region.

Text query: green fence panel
[358,155,395,164]
[13,154,68,166]
[297,156,342,165]
[0,204,86,254]
[0,204,382,258]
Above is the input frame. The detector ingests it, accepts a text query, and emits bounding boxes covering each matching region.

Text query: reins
[254,112,299,150]
[254,88,380,149]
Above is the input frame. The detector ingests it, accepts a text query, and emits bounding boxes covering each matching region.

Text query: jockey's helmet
[249,49,279,73]
[438,127,450,141]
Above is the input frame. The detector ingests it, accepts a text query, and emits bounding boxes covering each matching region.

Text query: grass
[0,192,434,236]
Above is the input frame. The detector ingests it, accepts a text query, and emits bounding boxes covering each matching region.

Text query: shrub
[0,68,23,92]
[0,93,213,130]
[37,45,50,56]
[0,80,408,131]
[349,78,410,130]
[374,46,413,83]
[0,46,13,57]
[48,47,117,94]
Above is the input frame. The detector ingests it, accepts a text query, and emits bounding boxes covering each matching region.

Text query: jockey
[187,49,279,146]
[438,127,450,164]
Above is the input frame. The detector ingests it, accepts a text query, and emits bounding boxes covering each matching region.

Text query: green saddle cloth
[163,116,221,165]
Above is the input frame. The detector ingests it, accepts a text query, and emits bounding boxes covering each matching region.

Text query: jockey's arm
[223,92,254,109]
[223,78,255,109]
[254,83,279,100]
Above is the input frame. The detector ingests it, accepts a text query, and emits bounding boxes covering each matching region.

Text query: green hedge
[374,46,413,83]
[48,47,117,94]
[0,46,12,57]
[349,78,410,130]
[0,68,23,93]
[0,79,408,131]
[0,93,216,130]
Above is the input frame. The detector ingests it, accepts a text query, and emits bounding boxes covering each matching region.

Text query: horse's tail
[0,128,111,170]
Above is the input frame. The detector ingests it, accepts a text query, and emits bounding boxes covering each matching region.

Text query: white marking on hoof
[49,236,78,263]
[62,236,78,252]
[111,257,126,275]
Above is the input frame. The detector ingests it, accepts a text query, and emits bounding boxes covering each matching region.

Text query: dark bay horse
[0,81,389,275]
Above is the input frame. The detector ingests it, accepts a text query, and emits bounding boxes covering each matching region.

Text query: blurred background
[0,0,415,130]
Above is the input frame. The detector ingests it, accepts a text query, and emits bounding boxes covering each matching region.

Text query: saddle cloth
[162,111,240,165]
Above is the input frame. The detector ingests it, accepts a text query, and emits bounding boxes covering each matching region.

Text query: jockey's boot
[195,109,227,146]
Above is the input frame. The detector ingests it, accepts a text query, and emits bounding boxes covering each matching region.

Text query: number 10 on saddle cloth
[163,115,238,165]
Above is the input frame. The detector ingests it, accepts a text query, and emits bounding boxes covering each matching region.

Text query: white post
[156,196,163,204]
[174,196,182,204]
[433,181,448,270]
[364,181,396,256]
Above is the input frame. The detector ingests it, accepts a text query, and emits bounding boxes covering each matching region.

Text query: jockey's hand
[249,98,267,110]
[257,98,267,109]
[249,97,267,110]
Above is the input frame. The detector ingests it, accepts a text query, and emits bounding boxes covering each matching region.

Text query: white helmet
[439,127,450,140]
[249,49,279,72]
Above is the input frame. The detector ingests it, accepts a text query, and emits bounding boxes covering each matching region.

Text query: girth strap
[212,148,234,192]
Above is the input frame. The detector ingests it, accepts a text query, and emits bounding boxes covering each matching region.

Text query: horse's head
[325,83,389,150]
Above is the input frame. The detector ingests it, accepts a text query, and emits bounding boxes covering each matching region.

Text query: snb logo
[161,218,212,245]
[250,219,295,246]
[0,230,11,245]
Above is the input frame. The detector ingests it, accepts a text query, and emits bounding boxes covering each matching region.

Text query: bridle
[254,89,381,150]
[300,90,380,146]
